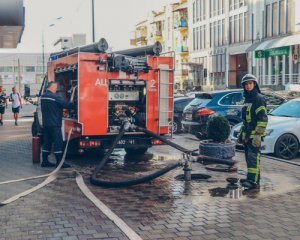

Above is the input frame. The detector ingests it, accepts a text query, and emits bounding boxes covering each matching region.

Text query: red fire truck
[32,39,174,155]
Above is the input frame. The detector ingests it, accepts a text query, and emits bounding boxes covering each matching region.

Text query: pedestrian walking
[238,74,268,190]
[0,86,8,125]
[40,82,74,168]
[9,87,22,126]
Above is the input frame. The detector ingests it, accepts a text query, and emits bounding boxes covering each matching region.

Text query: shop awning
[246,34,300,53]
[268,34,300,48]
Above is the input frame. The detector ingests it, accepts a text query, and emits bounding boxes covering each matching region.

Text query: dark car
[170,96,194,133]
[182,89,286,139]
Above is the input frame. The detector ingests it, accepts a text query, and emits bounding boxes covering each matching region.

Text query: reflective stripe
[248,168,258,174]
[246,105,251,123]
[42,150,51,153]
[255,106,267,115]
[255,153,261,183]
[41,97,56,102]
[257,121,267,127]
[53,151,63,154]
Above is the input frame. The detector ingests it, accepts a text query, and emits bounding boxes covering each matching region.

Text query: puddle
[175,173,211,182]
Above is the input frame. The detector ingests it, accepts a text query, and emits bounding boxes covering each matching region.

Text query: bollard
[32,136,41,164]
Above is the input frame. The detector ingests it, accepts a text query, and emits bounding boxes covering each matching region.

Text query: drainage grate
[175,173,211,182]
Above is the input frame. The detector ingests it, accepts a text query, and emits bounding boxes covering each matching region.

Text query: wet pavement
[0,104,300,239]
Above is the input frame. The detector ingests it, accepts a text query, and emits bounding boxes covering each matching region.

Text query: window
[266,4,271,37]
[220,93,244,106]
[279,0,285,34]
[273,2,278,36]
[196,27,199,50]
[230,16,234,43]
[0,66,13,72]
[193,1,196,23]
[244,13,248,41]
[25,66,35,72]
[193,28,196,50]
[234,15,239,43]
[196,0,200,22]
[239,13,244,42]
[210,23,214,48]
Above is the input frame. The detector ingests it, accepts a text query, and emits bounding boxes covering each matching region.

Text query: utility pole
[92,0,95,42]
[18,58,22,94]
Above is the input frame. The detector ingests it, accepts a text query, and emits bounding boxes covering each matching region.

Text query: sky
[0,0,176,54]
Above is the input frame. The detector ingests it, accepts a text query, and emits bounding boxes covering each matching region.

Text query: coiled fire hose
[90,121,236,188]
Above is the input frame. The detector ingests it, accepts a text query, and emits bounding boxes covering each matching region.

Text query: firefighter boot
[55,153,71,168]
[41,152,56,167]
[242,180,259,190]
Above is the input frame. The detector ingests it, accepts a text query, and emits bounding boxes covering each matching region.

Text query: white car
[230,98,300,160]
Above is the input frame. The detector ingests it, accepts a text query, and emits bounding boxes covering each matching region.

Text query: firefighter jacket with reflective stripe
[241,93,268,139]
[41,90,74,127]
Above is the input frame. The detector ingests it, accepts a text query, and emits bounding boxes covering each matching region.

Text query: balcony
[130,38,137,46]
[175,69,189,77]
[136,36,147,43]
[177,45,189,54]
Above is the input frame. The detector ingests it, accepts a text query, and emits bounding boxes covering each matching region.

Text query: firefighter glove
[237,132,243,144]
[252,134,261,148]
[255,126,266,135]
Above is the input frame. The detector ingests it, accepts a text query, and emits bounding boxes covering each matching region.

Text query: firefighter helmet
[241,74,258,85]
[241,74,261,93]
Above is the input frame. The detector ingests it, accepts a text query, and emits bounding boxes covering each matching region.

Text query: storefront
[247,34,300,89]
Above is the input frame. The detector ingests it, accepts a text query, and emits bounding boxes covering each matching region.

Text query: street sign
[255,50,265,58]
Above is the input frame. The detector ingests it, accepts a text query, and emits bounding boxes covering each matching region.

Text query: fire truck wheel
[125,147,148,155]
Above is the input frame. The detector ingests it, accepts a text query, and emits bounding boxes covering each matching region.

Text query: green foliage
[207,115,230,143]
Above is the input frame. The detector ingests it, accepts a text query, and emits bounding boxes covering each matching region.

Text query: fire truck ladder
[157,63,174,136]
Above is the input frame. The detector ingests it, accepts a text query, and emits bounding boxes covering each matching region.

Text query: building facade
[189,0,300,90]
[130,0,190,91]
[0,53,50,95]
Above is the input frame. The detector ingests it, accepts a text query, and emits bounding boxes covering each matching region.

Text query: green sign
[255,50,265,58]
[255,46,290,58]
[267,46,290,57]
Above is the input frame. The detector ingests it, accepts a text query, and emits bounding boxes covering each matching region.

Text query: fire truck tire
[124,148,148,155]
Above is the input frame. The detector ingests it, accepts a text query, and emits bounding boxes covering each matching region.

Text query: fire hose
[90,121,236,188]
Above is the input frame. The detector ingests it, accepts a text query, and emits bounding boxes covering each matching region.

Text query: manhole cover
[205,164,238,172]
[175,173,211,182]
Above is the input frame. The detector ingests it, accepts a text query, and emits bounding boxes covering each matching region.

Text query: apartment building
[189,0,300,90]
[247,0,300,89]
[0,53,50,95]
[130,0,190,90]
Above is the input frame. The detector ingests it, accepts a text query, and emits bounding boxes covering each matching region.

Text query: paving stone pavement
[0,104,300,240]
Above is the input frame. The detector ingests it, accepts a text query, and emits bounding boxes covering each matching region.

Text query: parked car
[182,89,286,139]
[230,98,300,160]
[170,97,194,133]
[185,91,203,98]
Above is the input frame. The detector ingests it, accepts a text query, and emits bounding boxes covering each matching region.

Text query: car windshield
[189,98,211,107]
[270,100,300,118]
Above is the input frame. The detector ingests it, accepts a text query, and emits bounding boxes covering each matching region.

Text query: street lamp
[42,17,63,75]
[92,0,95,42]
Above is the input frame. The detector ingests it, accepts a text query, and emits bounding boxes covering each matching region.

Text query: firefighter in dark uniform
[238,74,268,189]
[41,82,74,168]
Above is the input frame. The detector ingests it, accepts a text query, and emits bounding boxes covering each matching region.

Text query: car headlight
[265,129,273,136]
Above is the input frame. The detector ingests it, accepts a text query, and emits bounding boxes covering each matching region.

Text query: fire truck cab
[33,39,174,154]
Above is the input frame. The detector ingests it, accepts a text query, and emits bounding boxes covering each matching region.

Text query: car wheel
[125,147,148,155]
[274,134,299,160]
[169,119,180,134]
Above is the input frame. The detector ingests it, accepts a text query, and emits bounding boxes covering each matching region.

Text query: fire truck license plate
[117,139,135,145]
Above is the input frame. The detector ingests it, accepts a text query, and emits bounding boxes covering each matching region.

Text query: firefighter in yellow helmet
[238,74,268,189]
